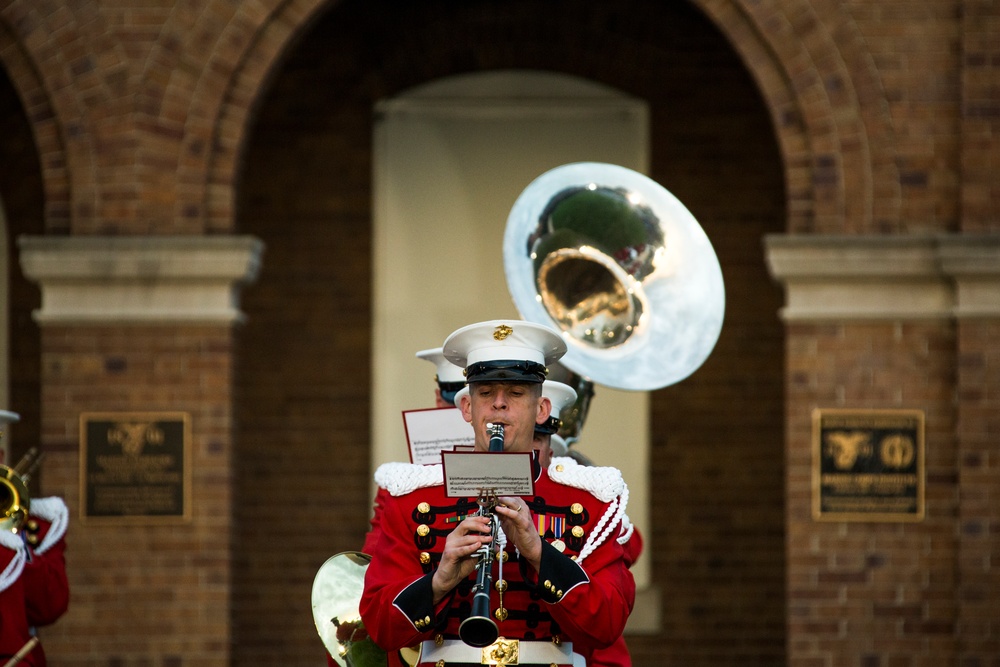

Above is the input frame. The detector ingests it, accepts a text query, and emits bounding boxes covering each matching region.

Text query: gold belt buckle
[481,637,519,666]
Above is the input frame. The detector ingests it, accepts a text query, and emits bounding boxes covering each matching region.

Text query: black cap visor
[466,359,546,384]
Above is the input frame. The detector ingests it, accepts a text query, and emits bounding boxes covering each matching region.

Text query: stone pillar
[18,235,263,663]
[765,234,1000,666]
[938,237,1000,665]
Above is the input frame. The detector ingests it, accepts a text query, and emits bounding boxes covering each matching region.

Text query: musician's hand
[432,515,493,603]
[496,496,542,571]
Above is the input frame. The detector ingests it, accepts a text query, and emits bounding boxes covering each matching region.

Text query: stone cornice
[18,236,265,325]
[764,234,1000,321]
[937,236,1000,318]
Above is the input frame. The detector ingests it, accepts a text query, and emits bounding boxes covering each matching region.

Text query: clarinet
[487,422,505,452]
[458,423,504,647]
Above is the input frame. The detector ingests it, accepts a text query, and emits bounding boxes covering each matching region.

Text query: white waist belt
[419,637,580,666]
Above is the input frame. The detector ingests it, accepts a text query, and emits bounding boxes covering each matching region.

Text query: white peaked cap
[443,320,566,383]
[415,347,466,383]
[542,381,578,420]
[549,434,569,458]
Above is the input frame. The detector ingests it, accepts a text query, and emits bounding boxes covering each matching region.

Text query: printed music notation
[441,451,535,498]
[402,407,475,464]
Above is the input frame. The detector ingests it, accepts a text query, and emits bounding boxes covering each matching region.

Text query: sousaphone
[503,162,725,391]
[312,552,418,667]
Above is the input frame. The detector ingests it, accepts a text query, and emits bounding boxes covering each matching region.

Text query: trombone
[0,447,44,534]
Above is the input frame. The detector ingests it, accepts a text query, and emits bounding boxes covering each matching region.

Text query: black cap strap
[534,416,562,436]
[465,359,547,384]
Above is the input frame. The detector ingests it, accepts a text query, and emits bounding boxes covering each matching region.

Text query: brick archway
[0,1,902,236]
[0,0,332,235]
[0,0,903,233]
[208,0,901,236]
[0,19,70,233]
[698,0,901,233]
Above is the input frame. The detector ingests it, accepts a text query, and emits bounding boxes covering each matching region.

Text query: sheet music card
[402,407,475,465]
[441,451,535,497]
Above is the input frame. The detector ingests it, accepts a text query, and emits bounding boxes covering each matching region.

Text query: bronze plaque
[80,412,191,523]
[812,409,925,522]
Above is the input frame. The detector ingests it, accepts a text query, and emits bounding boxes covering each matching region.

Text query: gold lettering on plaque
[81,412,190,523]
[813,409,924,522]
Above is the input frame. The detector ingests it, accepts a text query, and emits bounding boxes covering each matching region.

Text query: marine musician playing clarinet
[360,320,635,666]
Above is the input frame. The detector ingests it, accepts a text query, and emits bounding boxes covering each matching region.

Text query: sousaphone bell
[312,552,418,667]
[503,162,724,391]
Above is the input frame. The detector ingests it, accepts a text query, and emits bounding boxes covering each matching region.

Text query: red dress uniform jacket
[359,457,635,665]
[589,523,643,667]
[0,497,70,667]
[362,486,390,555]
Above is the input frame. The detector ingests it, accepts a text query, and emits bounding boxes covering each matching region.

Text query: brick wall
[235,108,374,663]
[956,3,999,660]
[39,325,237,665]
[961,0,1000,231]
[784,322,959,667]
[956,320,1000,664]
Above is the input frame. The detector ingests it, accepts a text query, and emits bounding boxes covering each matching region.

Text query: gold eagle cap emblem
[493,324,513,341]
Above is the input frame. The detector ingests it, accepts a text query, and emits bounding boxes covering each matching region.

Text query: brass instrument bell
[504,162,725,391]
[0,411,41,534]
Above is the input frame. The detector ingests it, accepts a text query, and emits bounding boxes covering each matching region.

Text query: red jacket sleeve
[21,500,70,627]
[621,524,643,568]
[0,543,32,663]
[23,532,69,626]
[361,487,389,555]
[588,635,634,667]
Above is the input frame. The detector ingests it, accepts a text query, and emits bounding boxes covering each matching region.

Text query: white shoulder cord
[576,481,629,565]
[28,497,69,555]
[374,462,443,497]
[548,458,624,502]
[617,514,635,544]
